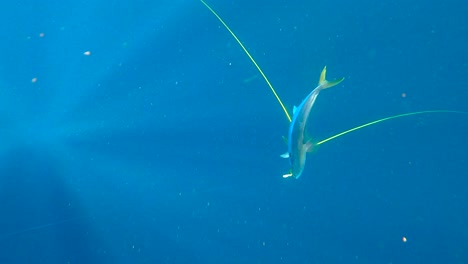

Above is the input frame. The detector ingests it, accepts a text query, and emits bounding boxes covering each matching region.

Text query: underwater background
[0,0,467,263]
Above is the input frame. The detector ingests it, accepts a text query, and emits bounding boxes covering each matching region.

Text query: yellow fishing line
[200,0,292,122]
[200,1,467,149]
[316,110,468,145]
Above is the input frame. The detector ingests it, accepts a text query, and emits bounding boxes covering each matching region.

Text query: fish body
[281,67,344,179]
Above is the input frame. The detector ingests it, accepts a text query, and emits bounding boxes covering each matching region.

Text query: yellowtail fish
[281,67,343,179]
[200,0,468,179]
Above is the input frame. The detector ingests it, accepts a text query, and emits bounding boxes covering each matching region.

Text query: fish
[199,0,468,180]
[281,66,344,179]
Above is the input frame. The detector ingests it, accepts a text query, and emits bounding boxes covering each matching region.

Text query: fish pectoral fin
[304,139,316,153]
[305,141,320,154]
[301,133,314,152]
[293,105,298,115]
[319,66,345,89]
[280,152,290,158]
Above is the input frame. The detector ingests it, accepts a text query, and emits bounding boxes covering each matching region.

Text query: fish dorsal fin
[293,105,298,115]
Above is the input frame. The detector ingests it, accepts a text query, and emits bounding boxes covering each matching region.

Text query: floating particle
[83,51,91,56]
[39,32,45,38]
[402,236,407,243]
[401,92,407,98]
[31,77,37,83]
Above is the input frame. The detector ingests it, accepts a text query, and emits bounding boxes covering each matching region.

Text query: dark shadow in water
[0,144,202,264]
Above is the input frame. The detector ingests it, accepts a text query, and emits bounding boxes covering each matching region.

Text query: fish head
[283,147,307,179]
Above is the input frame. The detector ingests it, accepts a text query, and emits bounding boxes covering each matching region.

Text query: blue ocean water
[0,0,467,263]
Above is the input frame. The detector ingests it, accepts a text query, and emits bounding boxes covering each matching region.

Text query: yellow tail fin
[319,66,345,89]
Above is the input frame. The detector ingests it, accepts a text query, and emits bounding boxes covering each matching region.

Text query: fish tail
[318,66,345,89]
